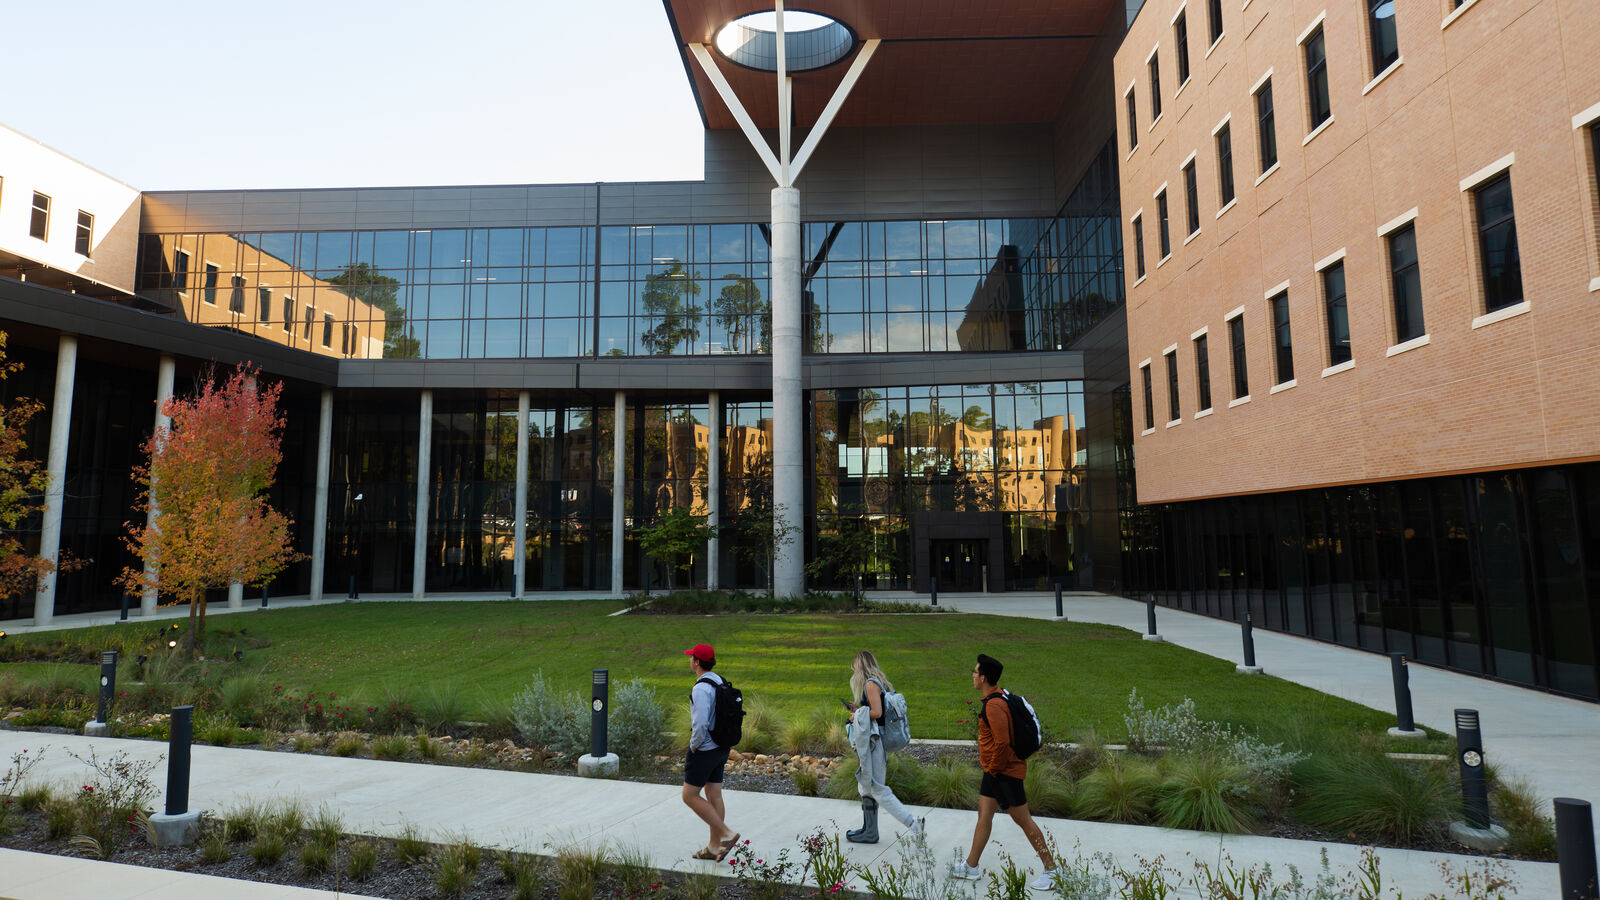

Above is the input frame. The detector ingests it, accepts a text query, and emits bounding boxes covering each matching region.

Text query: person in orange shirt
[949,653,1058,890]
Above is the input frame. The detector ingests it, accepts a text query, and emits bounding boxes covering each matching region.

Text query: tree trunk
[186,590,199,657]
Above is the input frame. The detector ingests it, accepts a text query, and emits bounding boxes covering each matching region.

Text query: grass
[0,600,1434,748]
[1292,750,1456,843]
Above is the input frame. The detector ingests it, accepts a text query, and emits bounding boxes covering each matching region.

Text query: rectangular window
[1132,215,1147,278]
[1388,224,1424,342]
[1256,81,1278,172]
[1208,0,1224,44]
[1174,12,1191,85]
[1149,53,1163,120]
[1323,261,1351,366]
[1270,291,1295,383]
[1592,123,1600,268]
[74,211,93,257]
[1216,125,1235,205]
[304,307,314,340]
[1126,90,1139,152]
[203,264,219,305]
[1157,190,1172,258]
[323,313,335,348]
[341,323,351,355]
[1304,27,1331,130]
[29,192,50,240]
[1368,0,1399,75]
[1194,334,1213,411]
[1474,173,1522,312]
[1165,350,1182,421]
[228,276,246,313]
[1228,316,1249,399]
[258,287,271,322]
[1141,364,1155,430]
[174,250,190,292]
[1183,160,1201,235]
[283,297,295,333]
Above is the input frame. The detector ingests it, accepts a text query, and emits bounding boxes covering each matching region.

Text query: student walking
[843,650,925,843]
[682,643,739,860]
[950,653,1057,889]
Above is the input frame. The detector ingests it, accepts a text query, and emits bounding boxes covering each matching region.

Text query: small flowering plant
[726,839,796,900]
[799,827,852,894]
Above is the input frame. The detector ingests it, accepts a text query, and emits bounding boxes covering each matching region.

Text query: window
[1592,123,1600,267]
[1194,334,1213,411]
[1157,190,1172,258]
[1216,125,1235,206]
[1270,291,1295,383]
[203,264,219,305]
[228,276,246,313]
[1388,225,1424,342]
[29,192,50,240]
[1132,215,1147,278]
[1149,53,1163,120]
[1141,364,1155,430]
[258,287,271,322]
[1228,316,1249,399]
[323,313,335,348]
[1183,160,1201,235]
[1368,0,1399,75]
[1174,12,1191,85]
[74,211,93,257]
[1126,90,1139,152]
[174,250,190,292]
[1304,27,1331,131]
[1474,173,1522,312]
[304,306,314,340]
[1256,80,1278,172]
[1208,0,1224,45]
[283,297,295,333]
[1165,350,1181,421]
[1322,261,1351,366]
[341,323,351,355]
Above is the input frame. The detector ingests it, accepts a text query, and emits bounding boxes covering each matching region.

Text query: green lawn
[2,600,1442,748]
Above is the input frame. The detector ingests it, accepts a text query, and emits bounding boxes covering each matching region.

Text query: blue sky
[4,1,707,190]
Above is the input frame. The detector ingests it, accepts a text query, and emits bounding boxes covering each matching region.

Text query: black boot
[846,797,879,843]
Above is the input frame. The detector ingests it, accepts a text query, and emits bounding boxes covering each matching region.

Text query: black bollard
[95,650,118,724]
[1147,596,1158,635]
[119,592,130,622]
[348,574,357,601]
[1241,612,1258,668]
[166,705,194,816]
[590,669,609,759]
[1055,582,1064,618]
[1454,709,1491,829]
[930,576,938,607]
[1390,653,1416,733]
[1555,798,1598,900]
[260,585,269,609]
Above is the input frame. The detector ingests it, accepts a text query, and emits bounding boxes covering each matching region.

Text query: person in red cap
[682,643,739,860]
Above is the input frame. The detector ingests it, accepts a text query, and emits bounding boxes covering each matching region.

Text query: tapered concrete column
[412,390,433,600]
[33,334,78,626]
[611,391,626,595]
[141,354,175,616]
[513,390,530,599]
[308,388,333,602]
[771,186,804,598]
[706,391,721,590]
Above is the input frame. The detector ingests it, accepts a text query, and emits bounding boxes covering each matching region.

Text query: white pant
[855,737,916,827]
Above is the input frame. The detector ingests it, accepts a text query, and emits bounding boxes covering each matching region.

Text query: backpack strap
[977,690,1006,725]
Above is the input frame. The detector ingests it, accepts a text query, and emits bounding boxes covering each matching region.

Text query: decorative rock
[577,752,620,778]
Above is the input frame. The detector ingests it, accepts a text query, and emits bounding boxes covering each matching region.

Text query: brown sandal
[691,845,719,860]
[715,832,740,861]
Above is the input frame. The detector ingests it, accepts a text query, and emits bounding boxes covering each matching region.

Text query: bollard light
[1242,613,1257,667]
[1147,597,1157,634]
[166,705,195,816]
[1554,798,1598,900]
[1389,653,1421,736]
[1455,709,1491,830]
[1054,582,1064,618]
[261,586,269,609]
[120,592,131,622]
[95,650,119,724]
[930,576,938,607]
[590,668,609,760]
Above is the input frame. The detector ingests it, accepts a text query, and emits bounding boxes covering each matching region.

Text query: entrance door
[931,539,987,592]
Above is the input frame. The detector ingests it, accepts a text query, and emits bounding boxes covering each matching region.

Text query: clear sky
[2,1,708,191]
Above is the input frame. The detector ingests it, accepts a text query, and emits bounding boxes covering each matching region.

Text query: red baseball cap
[684,643,715,663]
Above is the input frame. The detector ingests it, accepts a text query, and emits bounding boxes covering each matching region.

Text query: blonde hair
[849,650,893,701]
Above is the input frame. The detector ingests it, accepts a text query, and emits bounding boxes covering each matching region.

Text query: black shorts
[980,772,1028,811]
[683,747,730,787]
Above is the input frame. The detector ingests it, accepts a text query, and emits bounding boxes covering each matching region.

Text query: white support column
[513,390,530,599]
[33,334,77,626]
[771,187,804,598]
[611,391,626,595]
[309,388,333,602]
[412,389,433,600]
[706,391,721,590]
[227,372,259,610]
[141,354,175,616]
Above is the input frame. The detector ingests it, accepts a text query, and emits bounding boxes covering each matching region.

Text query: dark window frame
[1208,0,1224,45]
[1473,171,1523,313]
[1228,315,1249,399]
[1256,80,1278,172]
[1183,160,1201,235]
[258,287,272,322]
[174,249,190,293]
[1303,26,1332,131]
[1141,364,1155,430]
[1165,350,1182,422]
[1194,333,1213,412]
[1216,123,1235,206]
[203,263,219,306]
[1132,214,1147,279]
[1368,0,1400,76]
[1270,290,1295,384]
[1174,11,1191,86]
[229,275,246,314]
[74,210,93,257]
[1322,260,1351,366]
[323,313,335,348]
[1157,190,1172,258]
[1149,53,1163,121]
[283,296,296,333]
[28,192,50,241]
[1388,223,1425,343]
[1126,90,1139,152]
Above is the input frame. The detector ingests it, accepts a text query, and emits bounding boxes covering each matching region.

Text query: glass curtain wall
[630,401,711,589]
[328,391,420,594]
[424,393,520,592]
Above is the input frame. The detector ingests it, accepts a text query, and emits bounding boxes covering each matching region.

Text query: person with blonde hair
[843,650,924,843]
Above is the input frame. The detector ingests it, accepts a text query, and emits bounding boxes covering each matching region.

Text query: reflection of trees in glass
[961,404,992,430]
[326,263,420,359]
[713,275,767,354]
[640,262,702,355]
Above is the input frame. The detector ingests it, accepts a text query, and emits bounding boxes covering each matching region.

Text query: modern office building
[1,1,1596,701]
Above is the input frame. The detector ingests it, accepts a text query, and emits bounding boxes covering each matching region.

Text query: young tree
[119,366,299,655]
[637,506,717,590]
[0,333,74,601]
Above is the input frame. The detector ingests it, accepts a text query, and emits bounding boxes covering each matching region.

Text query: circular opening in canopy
[714,10,856,72]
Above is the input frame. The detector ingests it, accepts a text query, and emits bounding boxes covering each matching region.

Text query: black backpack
[980,690,1043,759]
[697,676,745,749]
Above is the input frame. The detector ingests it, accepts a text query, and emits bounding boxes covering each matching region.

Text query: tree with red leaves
[119,365,299,655]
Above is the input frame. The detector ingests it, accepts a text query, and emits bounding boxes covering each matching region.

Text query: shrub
[793,765,821,796]
[200,828,230,864]
[309,807,343,852]
[498,850,544,900]
[1124,690,1305,785]
[1155,753,1256,833]
[416,682,468,735]
[1493,777,1556,861]
[217,675,262,725]
[614,842,657,898]
[331,732,365,757]
[1022,757,1077,817]
[737,697,782,755]
[395,822,431,865]
[415,732,442,759]
[45,799,75,840]
[1078,757,1161,824]
[292,734,317,753]
[916,756,978,810]
[298,839,333,876]
[65,748,161,857]
[554,843,608,900]
[18,783,55,813]
[372,733,411,760]
[826,756,861,799]
[262,800,306,841]
[346,840,379,881]
[611,678,669,760]
[200,721,239,746]
[510,673,587,758]
[781,710,828,756]
[224,801,265,842]
[1293,751,1454,843]
[435,838,482,898]
[250,831,287,866]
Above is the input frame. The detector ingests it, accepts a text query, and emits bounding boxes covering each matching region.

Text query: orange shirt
[977,692,1026,778]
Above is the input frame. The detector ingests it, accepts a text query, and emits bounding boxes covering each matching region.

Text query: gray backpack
[870,678,911,752]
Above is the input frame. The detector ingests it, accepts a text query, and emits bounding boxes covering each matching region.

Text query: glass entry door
[931,539,987,592]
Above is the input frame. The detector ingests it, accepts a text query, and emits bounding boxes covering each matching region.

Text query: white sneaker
[1029,870,1059,892]
[949,861,982,880]
[910,817,926,837]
